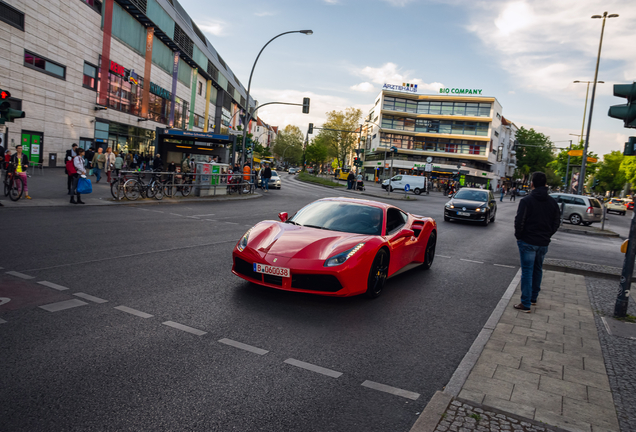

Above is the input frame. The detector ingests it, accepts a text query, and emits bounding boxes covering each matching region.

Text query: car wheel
[389,186,394,192]
[365,249,389,299]
[482,211,490,226]
[490,210,496,222]
[570,213,582,225]
[421,232,436,270]
[413,188,421,195]
[623,212,626,216]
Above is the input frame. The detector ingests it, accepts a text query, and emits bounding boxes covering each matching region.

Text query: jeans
[500,192,504,202]
[94,167,101,182]
[263,177,270,190]
[347,180,353,189]
[517,240,549,308]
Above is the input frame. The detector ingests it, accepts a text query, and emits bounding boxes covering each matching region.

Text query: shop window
[80,0,102,13]
[198,81,203,96]
[24,50,66,80]
[148,94,169,124]
[0,0,25,30]
[469,145,482,155]
[83,61,98,90]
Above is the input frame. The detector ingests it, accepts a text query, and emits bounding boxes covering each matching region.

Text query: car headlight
[475,208,481,212]
[324,243,365,267]
[237,228,253,252]
[446,203,454,209]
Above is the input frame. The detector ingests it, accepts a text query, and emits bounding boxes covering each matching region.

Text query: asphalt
[0,174,626,431]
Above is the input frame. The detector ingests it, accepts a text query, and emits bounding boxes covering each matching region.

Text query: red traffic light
[0,90,10,99]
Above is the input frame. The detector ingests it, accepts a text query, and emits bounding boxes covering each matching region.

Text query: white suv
[606,198,626,216]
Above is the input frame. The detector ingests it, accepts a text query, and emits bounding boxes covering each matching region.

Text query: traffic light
[390,146,398,154]
[592,178,600,189]
[0,89,26,125]
[608,82,636,129]
[308,123,313,134]
[302,97,310,114]
[624,137,636,156]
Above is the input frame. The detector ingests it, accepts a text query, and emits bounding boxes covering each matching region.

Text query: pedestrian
[104,147,116,183]
[91,147,105,183]
[500,186,506,202]
[11,144,31,199]
[242,162,252,192]
[114,152,123,176]
[70,148,86,204]
[85,146,95,172]
[513,172,560,312]
[510,186,516,201]
[347,171,355,190]
[167,161,176,172]
[261,163,272,192]
[65,143,78,192]
[3,149,10,171]
[153,154,163,172]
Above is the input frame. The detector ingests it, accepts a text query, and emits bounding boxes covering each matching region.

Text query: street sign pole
[615,211,636,317]
[388,152,394,195]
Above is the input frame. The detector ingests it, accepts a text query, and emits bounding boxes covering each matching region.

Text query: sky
[179,0,636,159]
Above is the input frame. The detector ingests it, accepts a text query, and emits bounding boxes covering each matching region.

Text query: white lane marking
[162,321,207,336]
[150,210,164,213]
[191,214,215,217]
[6,271,34,280]
[219,338,269,355]
[169,213,183,216]
[0,297,10,306]
[186,216,200,219]
[437,255,451,259]
[114,305,153,319]
[460,259,484,264]
[225,222,238,225]
[601,317,612,335]
[0,318,6,324]
[74,292,108,304]
[494,264,516,269]
[206,219,215,222]
[284,358,343,378]
[244,224,252,227]
[361,380,420,401]
[39,299,88,312]
[38,281,69,291]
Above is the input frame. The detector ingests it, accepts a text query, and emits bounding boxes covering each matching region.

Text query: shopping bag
[89,169,94,176]
[77,177,93,194]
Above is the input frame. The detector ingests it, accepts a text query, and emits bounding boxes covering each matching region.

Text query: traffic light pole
[615,211,636,317]
[565,140,572,193]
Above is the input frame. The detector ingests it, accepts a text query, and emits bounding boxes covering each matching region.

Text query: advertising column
[168,52,180,128]
[189,68,198,130]
[140,26,155,118]
[98,0,114,107]
[203,79,212,132]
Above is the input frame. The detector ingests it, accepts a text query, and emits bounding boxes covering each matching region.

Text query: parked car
[606,198,627,215]
[622,199,634,211]
[381,175,427,195]
[444,188,497,226]
[288,168,297,175]
[550,193,604,225]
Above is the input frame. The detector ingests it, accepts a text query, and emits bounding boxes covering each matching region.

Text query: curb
[543,263,634,282]
[409,391,453,432]
[558,227,619,237]
[295,177,419,201]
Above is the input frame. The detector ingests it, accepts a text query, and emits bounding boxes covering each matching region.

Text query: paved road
[0,175,623,431]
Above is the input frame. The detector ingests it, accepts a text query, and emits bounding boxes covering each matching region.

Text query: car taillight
[587,206,593,214]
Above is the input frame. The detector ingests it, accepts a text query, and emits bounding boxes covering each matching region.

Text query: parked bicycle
[3,164,23,201]
[123,172,163,201]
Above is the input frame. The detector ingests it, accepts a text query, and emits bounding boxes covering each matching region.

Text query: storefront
[156,128,233,166]
[94,119,156,156]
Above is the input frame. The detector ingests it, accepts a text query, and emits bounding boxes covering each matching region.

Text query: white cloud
[323,0,339,4]
[382,0,416,5]
[254,11,276,17]
[354,62,444,92]
[350,82,375,92]
[199,20,227,37]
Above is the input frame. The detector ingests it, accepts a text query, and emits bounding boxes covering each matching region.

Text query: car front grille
[263,274,283,286]
[234,257,261,280]
[291,274,343,292]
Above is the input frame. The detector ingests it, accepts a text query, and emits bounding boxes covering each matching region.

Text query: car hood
[248,221,370,260]
[448,199,487,209]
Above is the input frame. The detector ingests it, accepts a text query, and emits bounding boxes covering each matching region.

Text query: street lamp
[578,11,618,195]
[573,80,604,143]
[240,30,313,169]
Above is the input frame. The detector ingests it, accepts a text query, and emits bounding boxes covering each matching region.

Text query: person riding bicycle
[11,144,31,199]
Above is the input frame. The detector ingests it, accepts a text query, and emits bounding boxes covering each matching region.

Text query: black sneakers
[514,303,531,313]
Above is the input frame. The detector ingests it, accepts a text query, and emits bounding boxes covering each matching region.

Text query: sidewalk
[412,269,626,432]
[1,168,260,207]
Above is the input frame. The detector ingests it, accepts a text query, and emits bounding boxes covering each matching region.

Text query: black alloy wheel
[366,249,389,299]
[421,232,436,270]
[490,209,496,222]
[482,211,490,226]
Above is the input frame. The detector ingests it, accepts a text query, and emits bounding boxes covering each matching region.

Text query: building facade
[0,0,256,166]
[363,87,504,188]
[493,116,518,190]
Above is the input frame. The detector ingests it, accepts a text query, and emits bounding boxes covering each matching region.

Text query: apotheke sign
[383,83,418,93]
[439,88,483,95]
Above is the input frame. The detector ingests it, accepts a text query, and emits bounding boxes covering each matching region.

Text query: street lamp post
[578,12,618,195]
[573,80,604,143]
[240,30,313,169]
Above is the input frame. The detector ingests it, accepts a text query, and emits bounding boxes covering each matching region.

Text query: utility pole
[565,140,572,193]
[615,213,636,317]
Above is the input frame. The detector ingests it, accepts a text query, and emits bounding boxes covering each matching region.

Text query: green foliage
[297,171,344,187]
[596,151,625,193]
[547,143,599,187]
[272,125,304,165]
[620,156,636,186]
[545,167,562,188]
[317,107,363,169]
[305,138,329,167]
[515,127,555,184]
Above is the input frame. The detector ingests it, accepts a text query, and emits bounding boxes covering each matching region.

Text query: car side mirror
[278,212,288,222]
[399,228,415,239]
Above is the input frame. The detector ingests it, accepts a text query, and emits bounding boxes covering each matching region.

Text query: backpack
[66,159,76,175]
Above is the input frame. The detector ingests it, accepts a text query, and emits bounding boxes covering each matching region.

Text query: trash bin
[49,153,57,167]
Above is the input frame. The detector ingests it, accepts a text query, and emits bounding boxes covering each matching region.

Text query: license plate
[253,263,290,278]
[457,211,470,216]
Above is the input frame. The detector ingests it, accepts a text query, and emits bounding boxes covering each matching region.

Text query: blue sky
[179,0,636,158]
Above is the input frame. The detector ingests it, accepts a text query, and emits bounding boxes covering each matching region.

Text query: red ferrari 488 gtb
[232,197,437,298]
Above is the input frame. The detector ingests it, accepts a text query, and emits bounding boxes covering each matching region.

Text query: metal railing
[111,170,258,201]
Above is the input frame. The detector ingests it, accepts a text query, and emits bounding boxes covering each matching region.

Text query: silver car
[549,193,603,225]
[257,170,281,189]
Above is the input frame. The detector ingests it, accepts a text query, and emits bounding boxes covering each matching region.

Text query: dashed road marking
[437,255,451,259]
[460,259,484,264]
[284,358,343,378]
[169,213,183,217]
[40,299,88,312]
[361,380,420,400]
[114,305,153,319]
[494,264,516,269]
[186,216,200,219]
[6,271,34,280]
[0,318,6,324]
[38,281,69,291]
[219,338,268,355]
[225,222,238,225]
[192,214,215,217]
[74,292,108,304]
[162,321,207,336]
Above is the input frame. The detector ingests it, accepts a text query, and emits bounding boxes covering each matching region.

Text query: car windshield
[271,171,278,176]
[454,189,488,202]
[289,201,384,235]
[611,199,621,204]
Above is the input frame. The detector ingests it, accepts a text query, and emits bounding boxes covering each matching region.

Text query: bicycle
[174,172,193,197]
[110,171,133,200]
[123,172,163,201]
[3,165,24,201]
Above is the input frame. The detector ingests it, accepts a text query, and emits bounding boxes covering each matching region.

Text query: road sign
[426,156,433,163]
[0,125,6,134]
[425,163,433,172]
[568,149,584,156]
[405,184,410,191]
[587,157,598,163]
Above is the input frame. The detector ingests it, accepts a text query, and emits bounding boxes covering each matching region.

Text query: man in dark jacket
[513,172,560,312]
[261,163,272,192]
[347,171,355,190]
[153,154,163,172]
[65,143,78,192]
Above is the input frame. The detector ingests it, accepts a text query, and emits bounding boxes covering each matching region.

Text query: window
[83,61,97,90]
[80,0,102,13]
[573,198,586,206]
[0,0,24,30]
[198,81,203,96]
[386,208,407,234]
[24,51,66,79]
[494,131,499,137]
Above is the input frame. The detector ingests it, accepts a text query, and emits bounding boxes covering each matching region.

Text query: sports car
[231,197,437,298]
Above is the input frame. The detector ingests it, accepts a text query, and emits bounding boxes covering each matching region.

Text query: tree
[547,143,599,189]
[621,156,636,187]
[545,167,562,188]
[318,107,363,169]
[515,127,554,184]
[272,125,304,166]
[595,151,625,194]
[305,139,329,169]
